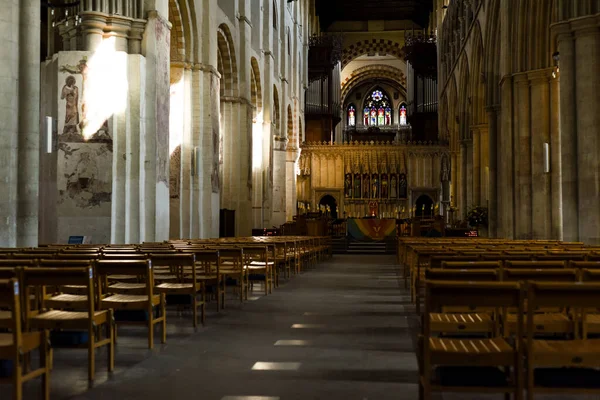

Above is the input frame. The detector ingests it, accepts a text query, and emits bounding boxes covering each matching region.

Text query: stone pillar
[465,140,473,211]
[460,142,467,219]
[17,0,40,246]
[79,12,107,52]
[450,152,458,212]
[472,127,481,206]
[554,25,579,241]
[486,106,499,237]
[549,74,563,240]
[0,0,40,246]
[514,72,531,238]
[574,18,600,244]
[529,69,553,239]
[140,9,171,242]
[499,76,515,239]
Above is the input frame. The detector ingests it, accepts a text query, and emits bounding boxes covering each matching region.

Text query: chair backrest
[151,253,195,282]
[581,269,600,282]
[39,259,95,269]
[193,250,220,275]
[0,260,36,268]
[22,267,95,314]
[242,246,269,264]
[430,255,478,269]
[502,268,578,282]
[95,260,153,297]
[504,260,566,269]
[441,260,502,270]
[101,253,147,261]
[425,281,522,311]
[425,268,498,282]
[535,254,586,262]
[218,248,244,269]
[569,261,600,270]
[53,254,99,261]
[0,279,22,341]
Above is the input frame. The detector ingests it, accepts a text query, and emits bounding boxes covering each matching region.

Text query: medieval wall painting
[211,73,221,194]
[58,53,112,143]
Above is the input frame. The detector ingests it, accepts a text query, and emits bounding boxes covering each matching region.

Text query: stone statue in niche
[399,173,408,199]
[363,174,370,198]
[372,174,379,198]
[390,174,398,198]
[344,174,352,198]
[381,173,388,198]
[441,154,450,182]
[354,173,361,198]
[61,75,80,138]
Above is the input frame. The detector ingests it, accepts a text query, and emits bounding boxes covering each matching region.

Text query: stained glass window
[347,104,356,126]
[399,103,407,125]
[363,88,392,126]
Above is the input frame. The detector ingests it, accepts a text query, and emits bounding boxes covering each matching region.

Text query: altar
[346,218,396,242]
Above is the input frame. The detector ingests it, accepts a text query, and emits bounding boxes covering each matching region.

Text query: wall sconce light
[191,146,200,176]
[543,143,550,173]
[552,51,560,79]
[45,116,56,154]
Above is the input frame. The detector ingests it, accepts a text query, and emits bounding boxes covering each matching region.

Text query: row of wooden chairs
[420,280,600,400]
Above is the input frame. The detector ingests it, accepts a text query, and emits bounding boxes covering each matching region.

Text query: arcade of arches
[1,0,599,246]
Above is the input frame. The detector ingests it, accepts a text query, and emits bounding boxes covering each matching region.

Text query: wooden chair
[441,261,502,270]
[501,269,578,337]
[424,269,499,335]
[191,250,223,311]
[243,245,274,296]
[95,260,166,349]
[0,278,51,400]
[504,260,566,270]
[524,282,600,399]
[218,248,246,307]
[152,254,206,328]
[420,281,523,400]
[23,267,114,382]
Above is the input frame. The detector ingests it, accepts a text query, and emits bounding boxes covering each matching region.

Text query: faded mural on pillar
[155,14,171,186]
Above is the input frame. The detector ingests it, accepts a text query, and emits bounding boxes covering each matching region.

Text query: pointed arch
[484,0,501,107]
[273,85,281,135]
[457,55,471,141]
[469,22,486,126]
[250,57,262,119]
[217,23,239,97]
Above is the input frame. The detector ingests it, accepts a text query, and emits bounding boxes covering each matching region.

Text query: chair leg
[192,294,198,329]
[161,294,167,344]
[107,312,115,373]
[13,354,23,400]
[201,285,206,325]
[148,313,154,350]
[88,330,95,381]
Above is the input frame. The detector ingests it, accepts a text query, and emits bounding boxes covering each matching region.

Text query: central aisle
[72,254,419,400]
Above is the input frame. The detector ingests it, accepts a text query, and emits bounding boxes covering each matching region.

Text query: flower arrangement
[466,206,488,227]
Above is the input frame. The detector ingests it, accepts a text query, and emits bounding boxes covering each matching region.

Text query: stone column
[486,106,499,237]
[466,140,473,211]
[574,18,600,244]
[554,24,579,241]
[472,127,481,206]
[450,152,458,212]
[529,69,552,239]
[140,9,171,242]
[460,142,467,219]
[16,0,40,246]
[514,72,531,238]
[499,76,515,239]
[549,74,562,240]
[0,0,21,246]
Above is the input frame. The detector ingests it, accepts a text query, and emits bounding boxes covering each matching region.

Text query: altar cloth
[347,218,396,241]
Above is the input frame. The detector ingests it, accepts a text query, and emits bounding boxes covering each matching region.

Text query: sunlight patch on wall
[82,37,128,139]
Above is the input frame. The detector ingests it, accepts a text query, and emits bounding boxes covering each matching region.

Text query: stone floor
[4,254,599,399]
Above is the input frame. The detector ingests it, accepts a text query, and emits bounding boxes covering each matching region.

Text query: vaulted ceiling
[315,0,433,31]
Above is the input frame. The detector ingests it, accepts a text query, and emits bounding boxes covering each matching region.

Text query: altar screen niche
[354,174,361,198]
[390,174,398,198]
[345,173,352,198]
[381,173,388,199]
[399,173,408,199]
[363,174,371,198]
[371,174,379,198]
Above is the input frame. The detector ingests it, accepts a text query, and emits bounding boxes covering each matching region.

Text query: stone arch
[484,0,501,107]
[341,39,406,68]
[250,57,262,119]
[217,23,238,97]
[457,55,470,141]
[514,0,556,72]
[273,85,281,135]
[469,22,486,126]
[341,65,407,102]
[168,0,199,63]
